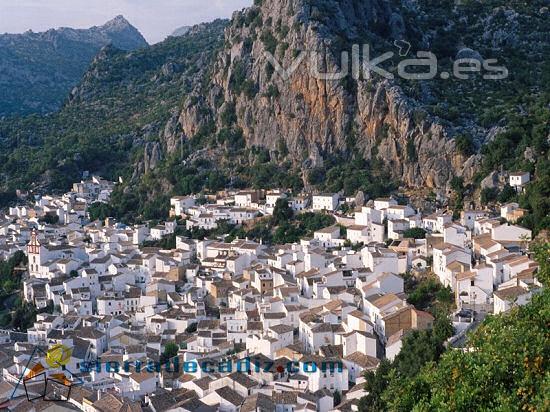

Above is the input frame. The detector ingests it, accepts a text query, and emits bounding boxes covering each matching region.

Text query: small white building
[346,225,369,244]
[313,226,341,248]
[186,213,218,230]
[443,224,470,250]
[234,191,258,208]
[388,219,409,240]
[454,264,493,308]
[289,195,310,211]
[509,172,530,189]
[312,193,339,212]
[500,203,527,223]
[385,205,415,221]
[432,243,471,288]
[493,286,533,314]
[491,223,531,244]
[460,210,489,230]
[373,198,398,211]
[355,206,383,226]
[170,196,195,217]
[423,213,453,233]
[150,221,177,240]
[126,372,158,400]
[500,203,519,219]
[299,356,349,393]
[265,190,287,208]
[229,208,258,224]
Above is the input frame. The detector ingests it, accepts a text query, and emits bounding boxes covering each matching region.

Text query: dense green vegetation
[0,251,27,295]
[0,192,17,210]
[0,251,43,331]
[402,227,426,240]
[403,275,454,312]
[87,202,114,222]
[3,300,41,331]
[38,214,60,225]
[205,205,335,245]
[160,341,180,363]
[360,244,550,411]
[517,161,550,233]
[360,317,454,411]
[307,156,397,197]
[480,185,514,205]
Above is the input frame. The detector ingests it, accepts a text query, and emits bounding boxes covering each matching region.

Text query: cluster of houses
[0,175,543,412]
[171,191,348,230]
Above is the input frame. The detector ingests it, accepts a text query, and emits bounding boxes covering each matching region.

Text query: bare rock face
[353,80,461,188]
[355,190,366,207]
[162,112,184,154]
[175,0,474,189]
[144,142,162,173]
[481,171,499,190]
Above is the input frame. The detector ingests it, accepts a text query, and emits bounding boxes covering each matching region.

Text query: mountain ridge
[0,16,148,116]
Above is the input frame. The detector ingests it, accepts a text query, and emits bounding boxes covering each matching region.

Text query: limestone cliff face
[176,0,476,189]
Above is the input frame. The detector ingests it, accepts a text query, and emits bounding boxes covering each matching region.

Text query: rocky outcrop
[171,26,191,37]
[143,142,163,174]
[173,0,477,188]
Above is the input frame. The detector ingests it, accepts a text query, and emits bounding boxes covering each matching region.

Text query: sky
[0,0,252,44]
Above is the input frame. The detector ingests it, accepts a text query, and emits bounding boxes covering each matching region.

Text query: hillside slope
[0,0,548,225]
[0,21,227,191]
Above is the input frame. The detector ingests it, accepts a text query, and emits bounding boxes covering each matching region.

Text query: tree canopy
[380,288,549,411]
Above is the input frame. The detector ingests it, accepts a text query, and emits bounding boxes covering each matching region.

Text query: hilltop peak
[96,15,148,49]
[170,25,191,37]
[103,15,132,28]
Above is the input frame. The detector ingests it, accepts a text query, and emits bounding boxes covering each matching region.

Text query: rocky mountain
[0,15,148,116]
[0,0,548,226]
[171,26,191,37]
[175,0,547,190]
[181,0,461,188]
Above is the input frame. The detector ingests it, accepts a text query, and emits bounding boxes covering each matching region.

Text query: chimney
[97,389,102,400]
